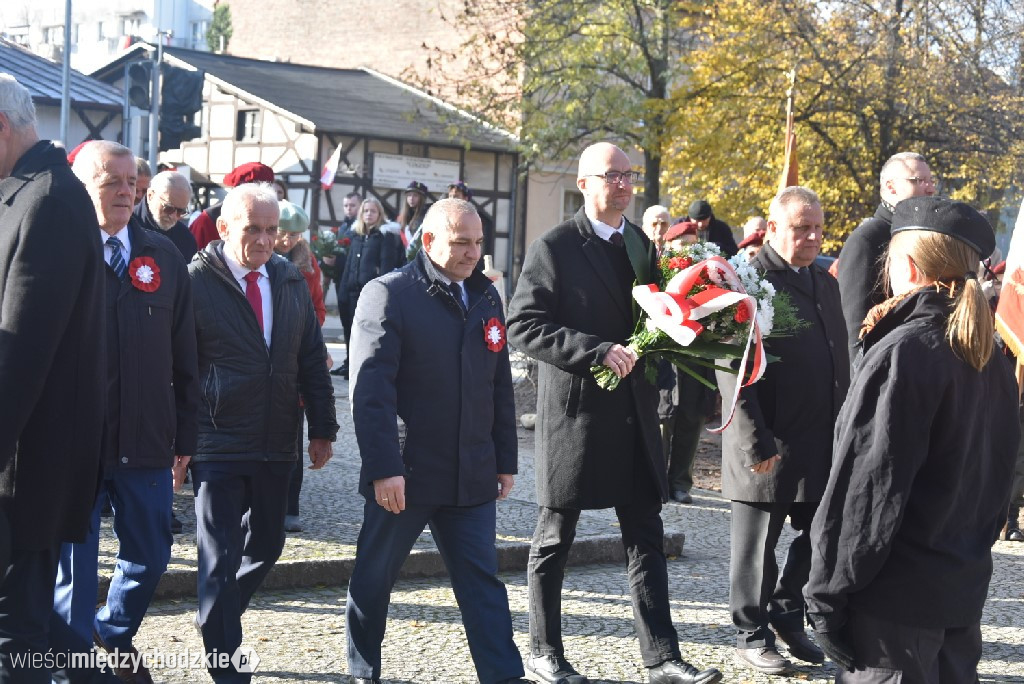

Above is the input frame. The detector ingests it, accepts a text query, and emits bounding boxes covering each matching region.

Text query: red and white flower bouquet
[591,241,804,431]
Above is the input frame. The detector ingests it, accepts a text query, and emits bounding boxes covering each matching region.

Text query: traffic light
[126,62,152,110]
[158,65,205,151]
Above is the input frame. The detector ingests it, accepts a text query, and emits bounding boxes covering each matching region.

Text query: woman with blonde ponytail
[805,197,1020,680]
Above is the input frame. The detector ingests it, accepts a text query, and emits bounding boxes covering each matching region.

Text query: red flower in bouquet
[734,305,751,324]
[339,237,352,248]
[128,257,161,293]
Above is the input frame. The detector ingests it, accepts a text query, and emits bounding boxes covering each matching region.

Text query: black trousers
[729,500,817,648]
[527,464,680,667]
[0,548,115,684]
[838,610,981,683]
[192,461,292,684]
[286,415,304,517]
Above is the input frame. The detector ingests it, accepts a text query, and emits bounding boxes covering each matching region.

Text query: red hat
[738,230,766,250]
[992,260,1006,275]
[664,220,698,242]
[66,141,90,164]
[223,162,275,187]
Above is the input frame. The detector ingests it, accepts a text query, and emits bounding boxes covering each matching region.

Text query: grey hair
[421,198,479,237]
[149,170,192,195]
[220,182,279,225]
[768,185,820,219]
[879,152,928,186]
[0,73,37,129]
[136,156,152,178]
[72,141,134,185]
[643,204,671,224]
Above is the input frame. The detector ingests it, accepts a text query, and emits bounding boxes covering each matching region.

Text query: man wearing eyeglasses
[508,142,723,684]
[837,152,936,352]
[134,170,199,262]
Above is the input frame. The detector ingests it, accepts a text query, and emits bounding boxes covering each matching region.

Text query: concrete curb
[108,531,686,601]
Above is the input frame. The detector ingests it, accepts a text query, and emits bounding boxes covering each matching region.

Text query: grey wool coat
[716,242,850,503]
[507,208,666,509]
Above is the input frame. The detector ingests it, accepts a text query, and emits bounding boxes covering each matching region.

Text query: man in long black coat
[716,186,849,675]
[0,74,107,680]
[837,152,936,350]
[507,142,722,684]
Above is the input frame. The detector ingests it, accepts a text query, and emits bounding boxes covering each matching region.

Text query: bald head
[576,142,635,225]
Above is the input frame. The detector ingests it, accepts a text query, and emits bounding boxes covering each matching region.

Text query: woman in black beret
[804,196,1020,681]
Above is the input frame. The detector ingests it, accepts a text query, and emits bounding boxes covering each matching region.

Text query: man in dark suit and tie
[507,142,722,684]
[188,182,337,683]
[716,186,849,675]
[345,199,527,684]
[53,141,198,684]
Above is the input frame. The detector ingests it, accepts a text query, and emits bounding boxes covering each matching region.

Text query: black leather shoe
[1008,527,1024,542]
[647,659,722,684]
[525,654,589,684]
[775,628,825,664]
[170,512,183,534]
[497,679,532,683]
[670,489,693,504]
[735,646,791,674]
[351,678,381,684]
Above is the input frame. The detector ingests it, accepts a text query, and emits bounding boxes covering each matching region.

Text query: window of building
[97,21,106,41]
[236,109,260,141]
[562,188,584,223]
[190,21,208,50]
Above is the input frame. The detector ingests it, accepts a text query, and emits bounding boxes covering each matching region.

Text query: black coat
[0,141,106,551]
[805,289,1019,631]
[507,208,665,509]
[350,252,517,506]
[687,213,739,257]
[716,243,850,503]
[189,242,338,461]
[837,203,892,350]
[338,229,404,309]
[102,219,198,470]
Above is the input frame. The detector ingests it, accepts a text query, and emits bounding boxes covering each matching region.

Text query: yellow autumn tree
[667,0,1024,251]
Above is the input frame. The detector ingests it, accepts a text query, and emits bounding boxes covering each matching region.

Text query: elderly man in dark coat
[837,152,936,350]
[716,186,849,675]
[189,182,337,684]
[345,199,527,684]
[507,142,722,684]
[0,74,107,680]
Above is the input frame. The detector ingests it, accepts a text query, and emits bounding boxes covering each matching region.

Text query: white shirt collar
[222,247,270,283]
[99,225,131,254]
[585,210,626,243]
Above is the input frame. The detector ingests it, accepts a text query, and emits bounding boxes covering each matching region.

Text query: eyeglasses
[903,176,938,188]
[585,170,643,186]
[161,203,190,217]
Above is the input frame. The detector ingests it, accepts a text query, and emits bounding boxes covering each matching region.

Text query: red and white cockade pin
[128,256,161,293]
[484,317,506,352]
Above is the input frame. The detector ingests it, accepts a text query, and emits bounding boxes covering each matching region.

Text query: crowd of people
[1,68,1023,684]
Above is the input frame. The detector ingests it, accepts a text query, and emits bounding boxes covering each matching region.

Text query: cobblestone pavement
[98,327,1024,682]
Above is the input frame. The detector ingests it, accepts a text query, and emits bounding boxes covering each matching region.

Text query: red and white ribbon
[632,256,767,432]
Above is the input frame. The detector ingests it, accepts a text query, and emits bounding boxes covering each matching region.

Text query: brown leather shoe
[93,630,154,684]
[734,646,791,674]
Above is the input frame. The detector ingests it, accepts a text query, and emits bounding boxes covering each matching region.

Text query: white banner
[372,153,461,192]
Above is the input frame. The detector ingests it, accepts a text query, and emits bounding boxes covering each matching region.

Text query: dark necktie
[106,236,127,280]
[798,266,813,290]
[609,232,624,247]
[244,272,264,333]
[448,281,467,312]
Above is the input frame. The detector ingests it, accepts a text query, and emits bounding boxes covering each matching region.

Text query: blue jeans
[53,468,172,649]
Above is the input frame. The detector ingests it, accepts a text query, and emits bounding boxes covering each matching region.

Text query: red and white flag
[320,144,343,190]
[995,198,1024,362]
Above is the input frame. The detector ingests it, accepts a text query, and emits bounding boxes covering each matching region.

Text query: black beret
[406,180,429,195]
[688,200,712,220]
[890,196,995,257]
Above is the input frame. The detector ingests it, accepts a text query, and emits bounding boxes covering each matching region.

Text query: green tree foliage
[668,0,1024,251]
[206,3,233,53]
[414,0,697,208]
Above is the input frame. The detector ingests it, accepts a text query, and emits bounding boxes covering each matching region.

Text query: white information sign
[372,153,461,192]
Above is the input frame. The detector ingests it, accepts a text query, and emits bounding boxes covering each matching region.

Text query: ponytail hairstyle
[887,230,993,370]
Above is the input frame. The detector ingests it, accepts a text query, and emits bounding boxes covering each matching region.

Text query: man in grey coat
[508,142,721,684]
[716,186,849,675]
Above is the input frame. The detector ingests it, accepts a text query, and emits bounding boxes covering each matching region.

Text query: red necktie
[244,271,263,333]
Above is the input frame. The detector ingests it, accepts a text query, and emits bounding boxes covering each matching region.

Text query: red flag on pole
[320,144,343,191]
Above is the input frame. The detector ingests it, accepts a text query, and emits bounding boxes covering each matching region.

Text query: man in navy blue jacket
[345,199,526,684]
